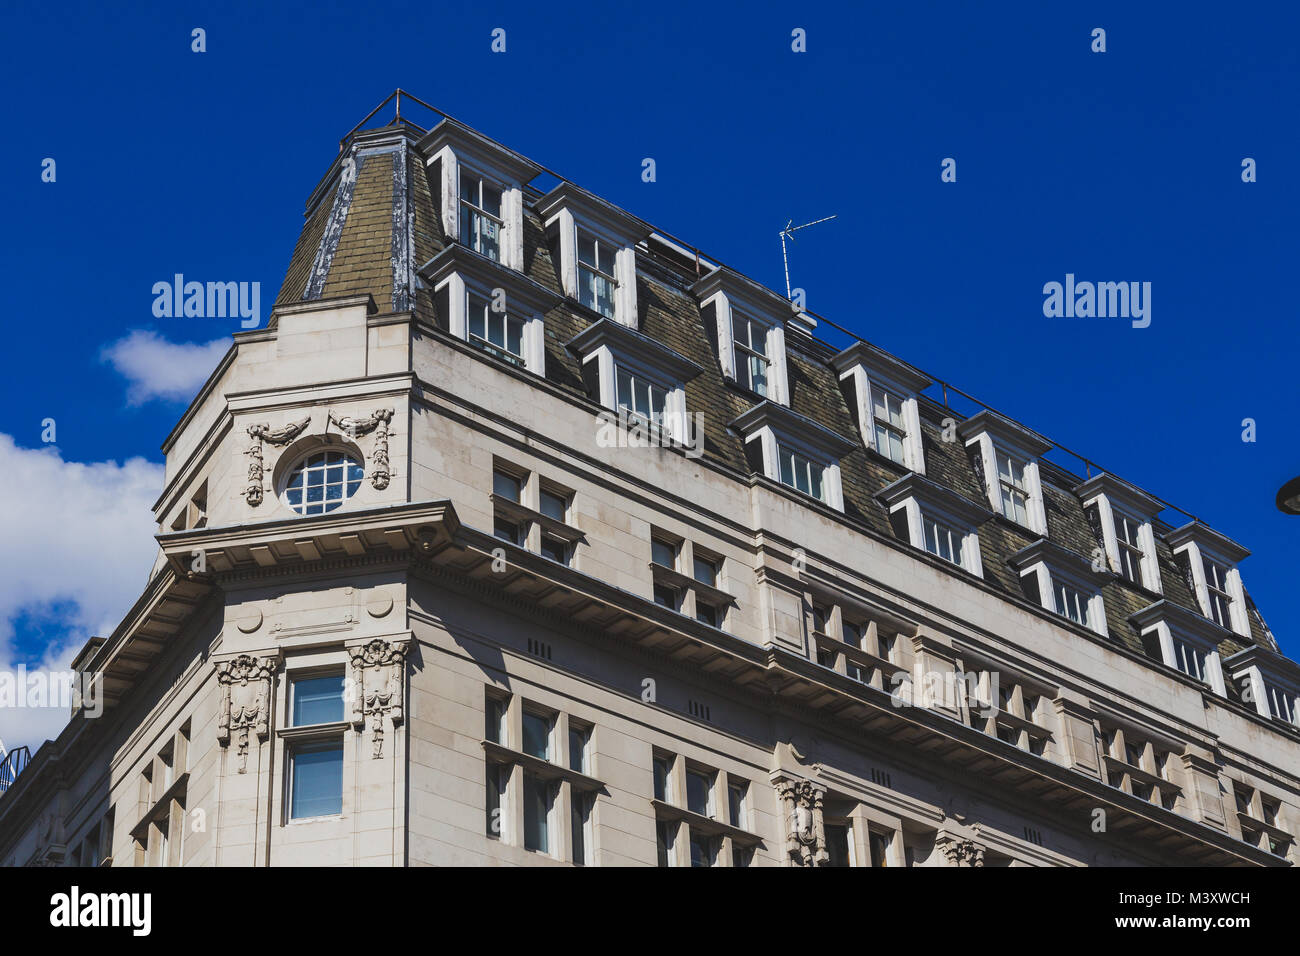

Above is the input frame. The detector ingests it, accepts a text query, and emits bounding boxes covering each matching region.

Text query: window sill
[481,740,605,793]
[650,799,762,847]
[1101,754,1182,794]
[1235,810,1292,844]
[129,772,190,841]
[649,562,735,608]
[278,721,351,741]
[491,495,586,544]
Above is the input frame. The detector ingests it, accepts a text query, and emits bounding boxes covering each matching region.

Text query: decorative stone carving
[328,408,394,491]
[243,416,312,506]
[216,655,276,773]
[939,835,987,867]
[348,638,408,758]
[775,776,828,866]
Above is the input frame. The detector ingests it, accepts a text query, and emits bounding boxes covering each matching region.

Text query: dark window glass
[492,470,521,502]
[825,823,851,867]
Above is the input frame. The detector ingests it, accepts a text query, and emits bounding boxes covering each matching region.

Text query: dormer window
[578,232,618,319]
[733,313,771,396]
[995,450,1031,525]
[1203,557,1234,630]
[616,365,668,429]
[877,473,989,575]
[1131,600,1228,695]
[1114,512,1145,584]
[1224,646,1300,727]
[567,318,703,447]
[692,267,793,406]
[467,290,524,364]
[421,245,560,376]
[958,411,1052,536]
[459,174,504,261]
[730,402,856,510]
[1009,540,1111,636]
[871,387,907,465]
[538,183,649,328]
[778,444,823,499]
[1166,522,1251,638]
[1076,473,1163,593]
[831,342,930,474]
[421,118,541,272]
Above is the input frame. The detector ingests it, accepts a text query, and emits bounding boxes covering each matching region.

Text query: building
[2,93,1297,868]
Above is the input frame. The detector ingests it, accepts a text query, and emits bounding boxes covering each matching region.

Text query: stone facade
[1,107,1297,868]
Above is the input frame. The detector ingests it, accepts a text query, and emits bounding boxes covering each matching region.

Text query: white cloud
[0,435,163,753]
[101,330,228,405]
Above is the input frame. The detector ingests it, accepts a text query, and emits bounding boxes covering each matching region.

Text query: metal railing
[337,90,1206,528]
[0,746,30,796]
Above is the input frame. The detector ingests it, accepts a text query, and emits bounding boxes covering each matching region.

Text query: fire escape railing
[0,747,31,796]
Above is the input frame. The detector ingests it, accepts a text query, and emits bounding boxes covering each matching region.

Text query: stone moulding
[347,636,409,758]
[216,653,279,773]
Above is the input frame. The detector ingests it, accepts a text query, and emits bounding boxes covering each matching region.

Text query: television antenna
[780,215,837,300]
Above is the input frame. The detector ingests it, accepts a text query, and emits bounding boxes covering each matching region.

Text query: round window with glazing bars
[282,450,364,515]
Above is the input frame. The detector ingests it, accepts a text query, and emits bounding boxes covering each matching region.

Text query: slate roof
[270,119,1280,679]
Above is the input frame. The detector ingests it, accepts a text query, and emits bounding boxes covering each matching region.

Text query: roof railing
[0,746,31,796]
[337,91,1205,528]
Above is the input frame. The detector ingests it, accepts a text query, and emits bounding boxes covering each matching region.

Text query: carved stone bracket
[775,775,828,866]
[243,416,312,506]
[216,654,277,773]
[938,833,987,867]
[347,637,408,758]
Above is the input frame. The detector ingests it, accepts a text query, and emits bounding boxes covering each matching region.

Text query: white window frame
[465,287,527,365]
[458,168,506,263]
[1076,473,1164,594]
[731,403,855,511]
[422,246,559,377]
[958,412,1051,536]
[1167,523,1251,639]
[831,341,930,474]
[1224,647,1300,727]
[538,183,646,328]
[424,119,539,272]
[567,319,703,448]
[876,473,989,577]
[1011,542,1109,637]
[692,267,793,406]
[1133,601,1229,696]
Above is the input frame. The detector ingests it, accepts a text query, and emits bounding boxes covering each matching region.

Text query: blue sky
[2,0,1297,746]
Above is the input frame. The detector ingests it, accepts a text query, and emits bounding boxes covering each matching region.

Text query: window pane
[653,757,671,802]
[290,742,343,819]
[693,556,717,587]
[492,471,521,502]
[292,675,345,726]
[568,727,588,773]
[685,770,712,816]
[523,773,552,852]
[825,824,851,867]
[689,832,715,867]
[522,712,551,760]
[651,538,676,568]
[728,783,746,828]
[539,489,567,521]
